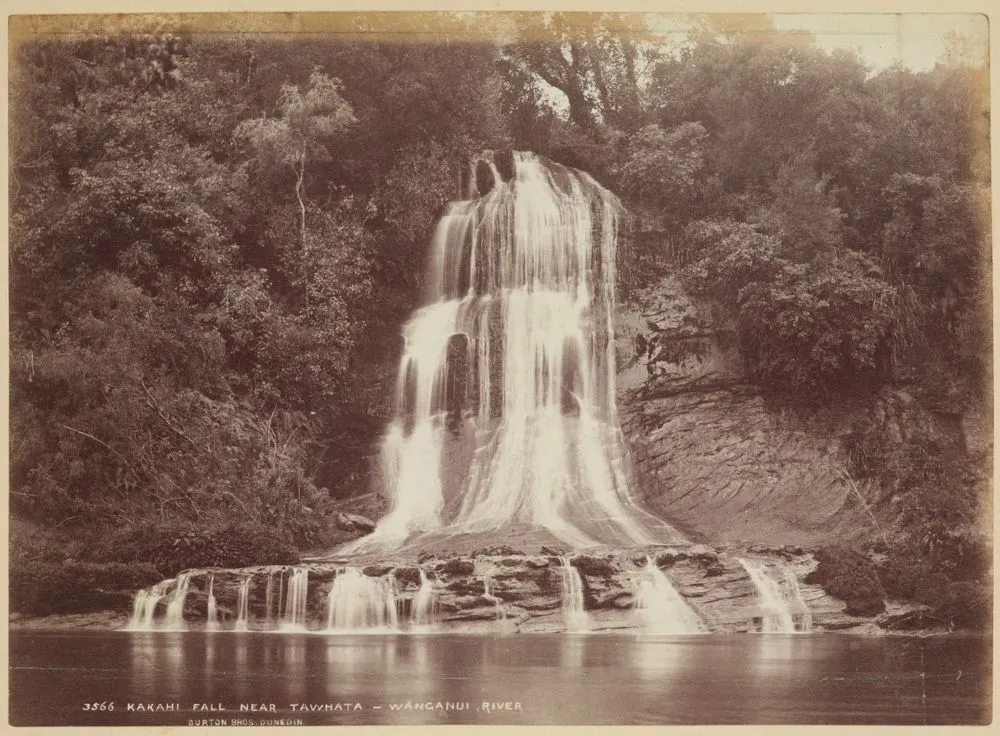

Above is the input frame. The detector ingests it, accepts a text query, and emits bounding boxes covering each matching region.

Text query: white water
[234,577,251,632]
[325,568,399,631]
[738,558,811,633]
[411,569,437,626]
[162,572,192,631]
[482,577,506,621]
[784,569,814,632]
[635,557,703,634]
[560,558,592,632]
[280,568,309,632]
[205,575,219,631]
[126,579,172,631]
[264,570,278,626]
[349,152,670,553]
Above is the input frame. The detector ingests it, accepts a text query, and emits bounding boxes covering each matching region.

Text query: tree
[235,69,356,307]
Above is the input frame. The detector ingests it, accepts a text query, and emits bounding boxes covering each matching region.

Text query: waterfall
[738,558,804,633]
[482,577,506,621]
[280,568,309,631]
[349,151,670,553]
[234,577,251,632]
[325,568,399,631]
[784,569,814,632]
[205,575,219,631]
[411,569,437,627]
[162,572,192,630]
[635,557,702,634]
[264,569,277,626]
[126,579,172,631]
[560,558,592,632]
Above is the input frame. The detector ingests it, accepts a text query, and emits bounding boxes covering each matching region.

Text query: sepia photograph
[6,7,994,728]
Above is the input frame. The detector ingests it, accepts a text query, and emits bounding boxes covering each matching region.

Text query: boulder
[334,512,376,533]
[570,555,615,578]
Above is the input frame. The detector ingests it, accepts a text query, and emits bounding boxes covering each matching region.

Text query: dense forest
[9,14,991,614]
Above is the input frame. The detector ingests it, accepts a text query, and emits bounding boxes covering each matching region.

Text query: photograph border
[3,0,996,733]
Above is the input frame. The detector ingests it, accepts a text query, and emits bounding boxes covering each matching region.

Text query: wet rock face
[615,275,876,547]
[108,546,924,634]
[615,272,985,553]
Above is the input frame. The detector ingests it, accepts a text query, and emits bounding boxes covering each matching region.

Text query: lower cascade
[635,557,703,634]
[482,577,506,622]
[783,569,814,632]
[325,568,399,631]
[205,575,219,631]
[560,558,592,632]
[280,568,309,631]
[163,572,192,631]
[411,569,437,627]
[127,579,172,631]
[119,552,821,635]
[738,558,812,633]
[265,570,280,626]
[234,577,251,632]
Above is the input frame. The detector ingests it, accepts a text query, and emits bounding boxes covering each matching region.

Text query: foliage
[617,122,716,223]
[9,30,507,541]
[85,520,299,576]
[682,220,895,395]
[805,546,886,616]
[10,559,163,615]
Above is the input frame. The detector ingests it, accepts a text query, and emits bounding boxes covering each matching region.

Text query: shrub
[10,559,162,615]
[933,581,991,631]
[877,554,953,606]
[86,520,298,576]
[805,545,886,616]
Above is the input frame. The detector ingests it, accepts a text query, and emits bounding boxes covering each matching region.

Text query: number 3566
[82,702,114,711]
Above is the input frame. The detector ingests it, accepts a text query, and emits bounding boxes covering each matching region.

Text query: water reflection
[12,631,985,727]
[632,636,687,679]
[161,633,185,700]
[561,634,587,672]
[129,633,156,684]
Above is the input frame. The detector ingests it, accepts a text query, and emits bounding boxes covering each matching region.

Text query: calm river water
[9,630,991,726]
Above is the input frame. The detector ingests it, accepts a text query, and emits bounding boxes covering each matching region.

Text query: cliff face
[614,273,982,549]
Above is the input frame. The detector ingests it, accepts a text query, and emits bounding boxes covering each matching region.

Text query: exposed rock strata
[37,546,930,634]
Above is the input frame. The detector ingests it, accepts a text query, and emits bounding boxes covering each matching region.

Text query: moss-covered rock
[571,555,615,577]
[437,558,475,576]
[393,566,422,587]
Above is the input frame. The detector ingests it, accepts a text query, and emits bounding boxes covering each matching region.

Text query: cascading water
[411,569,437,627]
[348,151,679,553]
[560,557,592,632]
[264,570,278,626]
[162,572,192,631]
[482,577,506,621]
[635,557,702,634]
[784,569,814,632]
[280,568,309,631]
[127,579,172,631]
[738,558,810,633]
[205,575,219,631]
[234,577,251,632]
[325,568,399,631]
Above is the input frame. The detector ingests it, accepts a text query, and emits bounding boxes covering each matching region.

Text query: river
[9,630,990,726]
